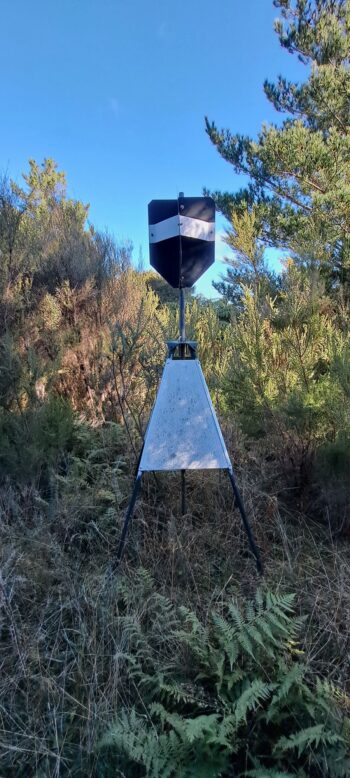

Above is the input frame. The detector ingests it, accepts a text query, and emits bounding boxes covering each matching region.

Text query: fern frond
[255,588,264,611]
[234,679,275,725]
[211,611,235,647]
[246,770,299,777]
[245,599,256,622]
[237,628,256,658]
[266,592,295,612]
[228,600,245,630]
[178,605,204,634]
[255,613,276,644]
[317,677,350,712]
[151,702,192,736]
[184,713,222,745]
[158,679,200,706]
[264,610,291,636]
[245,621,268,651]
[268,662,306,717]
[99,707,188,777]
[276,723,344,757]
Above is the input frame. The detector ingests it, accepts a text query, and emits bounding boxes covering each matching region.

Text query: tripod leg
[115,473,142,567]
[227,470,263,575]
[134,443,144,476]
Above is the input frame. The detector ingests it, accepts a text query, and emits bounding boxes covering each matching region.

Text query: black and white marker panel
[148,196,215,288]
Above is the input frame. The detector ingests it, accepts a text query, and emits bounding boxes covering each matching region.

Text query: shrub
[0,395,75,484]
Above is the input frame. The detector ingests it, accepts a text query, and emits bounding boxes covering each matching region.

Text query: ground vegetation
[1,2,350,774]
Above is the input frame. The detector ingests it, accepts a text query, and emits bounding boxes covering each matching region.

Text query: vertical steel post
[179,284,186,513]
[179,288,185,345]
[178,192,186,355]
[178,193,187,514]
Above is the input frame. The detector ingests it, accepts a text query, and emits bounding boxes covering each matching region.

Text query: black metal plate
[148,196,215,288]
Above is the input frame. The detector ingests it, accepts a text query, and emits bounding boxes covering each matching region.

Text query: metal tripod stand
[114,286,263,575]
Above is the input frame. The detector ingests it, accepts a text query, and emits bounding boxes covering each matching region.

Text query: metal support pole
[179,287,186,343]
[178,191,186,360]
[227,469,263,575]
[114,473,142,567]
[179,287,186,360]
[178,192,187,515]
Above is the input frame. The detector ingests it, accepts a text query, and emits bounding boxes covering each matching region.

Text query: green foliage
[0,395,75,483]
[206,0,350,294]
[212,206,280,308]
[99,582,350,776]
[317,433,350,477]
[54,418,126,545]
[38,291,62,330]
[218,257,350,517]
[1,127,350,778]
[143,270,194,305]
[0,334,24,410]
[200,0,350,524]
[164,297,234,402]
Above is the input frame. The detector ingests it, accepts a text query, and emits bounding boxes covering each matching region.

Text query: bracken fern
[98,580,350,776]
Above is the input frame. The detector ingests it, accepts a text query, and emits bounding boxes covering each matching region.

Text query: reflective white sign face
[139,359,232,472]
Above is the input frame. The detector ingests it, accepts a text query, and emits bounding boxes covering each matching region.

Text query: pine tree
[206,0,350,295]
[212,206,280,307]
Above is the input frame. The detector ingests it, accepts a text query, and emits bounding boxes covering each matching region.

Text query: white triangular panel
[139,359,232,472]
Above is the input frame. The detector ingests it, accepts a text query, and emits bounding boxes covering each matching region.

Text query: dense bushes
[218,262,350,524]
[0,395,75,483]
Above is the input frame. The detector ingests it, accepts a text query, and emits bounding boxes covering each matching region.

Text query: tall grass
[1,421,349,775]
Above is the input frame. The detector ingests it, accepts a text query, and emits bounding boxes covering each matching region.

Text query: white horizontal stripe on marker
[149,215,215,243]
[180,216,215,241]
[149,214,179,243]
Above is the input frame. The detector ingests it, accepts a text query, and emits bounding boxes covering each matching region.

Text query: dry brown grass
[0,430,349,776]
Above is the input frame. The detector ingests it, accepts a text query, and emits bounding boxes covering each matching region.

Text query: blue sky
[1,0,305,296]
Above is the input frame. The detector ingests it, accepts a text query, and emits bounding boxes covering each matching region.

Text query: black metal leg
[181,469,186,515]
[115,473,142,567]
[227,470,263,575]
[134,443,144,476]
